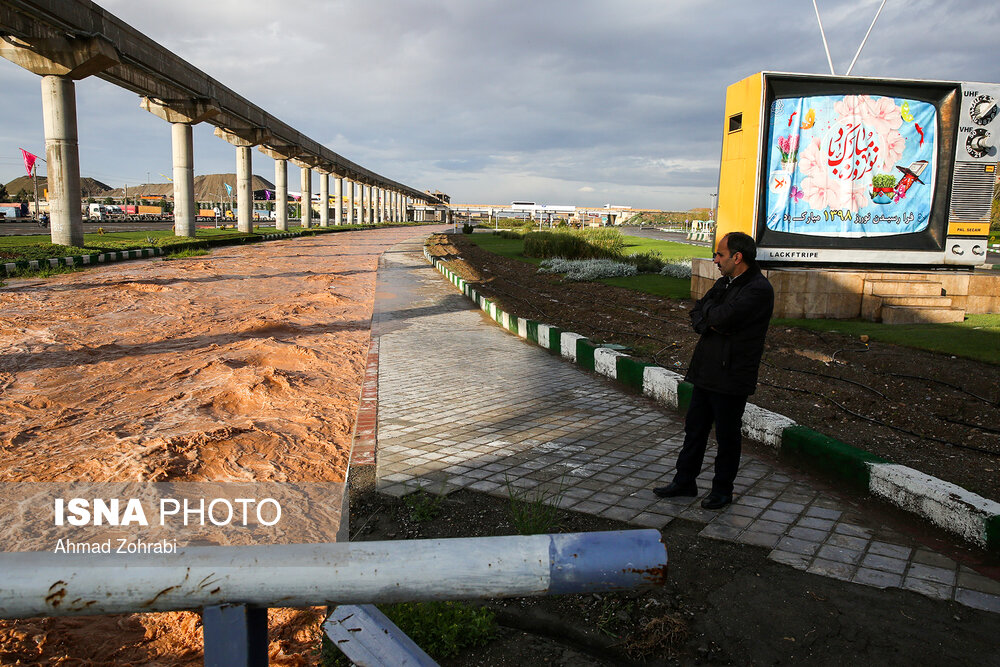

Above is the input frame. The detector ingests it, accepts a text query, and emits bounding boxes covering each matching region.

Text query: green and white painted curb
[3,247,167,274]
[425,246,1000,552]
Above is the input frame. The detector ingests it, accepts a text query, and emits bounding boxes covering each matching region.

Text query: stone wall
[690,258,1000,319]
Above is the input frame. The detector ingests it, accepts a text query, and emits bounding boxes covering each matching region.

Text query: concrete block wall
[691,258,1000,319]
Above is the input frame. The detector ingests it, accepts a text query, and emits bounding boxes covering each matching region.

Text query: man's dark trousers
[673,385,748,496]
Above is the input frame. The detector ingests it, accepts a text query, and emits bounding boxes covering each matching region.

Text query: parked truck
[87,203,108,220]
[0,202,29,218]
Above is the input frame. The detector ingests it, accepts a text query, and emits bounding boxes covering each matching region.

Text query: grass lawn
[619,234,711,261]
[598,273,692,299]
[771,313,1000,365]
[464,233,542,265]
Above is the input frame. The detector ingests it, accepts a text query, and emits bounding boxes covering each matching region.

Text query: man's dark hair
[723,231,757,267]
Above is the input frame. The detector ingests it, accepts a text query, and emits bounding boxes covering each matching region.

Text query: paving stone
[770,550,812,569]
[572,500,611,515]
[739,531,781,549]
[954,589,1000,613]
[728,504,764,519]
[861,553,909,575]
[795,517,837,532]
[600,506,641,522]
[853,568,904,589]
[771,501,807,514]
[715,513,755,529]
[906,563,957,586]
[957,570,1000,596]
[776,536,819,556]
[833,523,873,539]
[825,533,870,551]
[807,558,856,581]
[700,523,744,541]
[903,576,952,601]
[629,512,674,530]
[816,545,863,565]
[866,541,913,560]
[748,519,788,535]
[787,526,830,542]
[760,509,798,524]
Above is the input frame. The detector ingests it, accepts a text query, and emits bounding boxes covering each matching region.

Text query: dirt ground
[430,232,1000,502]
[0,226,433,665]
[348,476,1000,666]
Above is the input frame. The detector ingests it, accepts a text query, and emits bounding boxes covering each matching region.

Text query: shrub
[539,258,638,281]
[523,228,624,260]
[627,250,666,273]
[660,259,693,279]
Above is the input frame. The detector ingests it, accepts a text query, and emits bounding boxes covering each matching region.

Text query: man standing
[654,231,774,509]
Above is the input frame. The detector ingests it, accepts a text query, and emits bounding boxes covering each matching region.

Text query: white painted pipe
[0,530,666,619]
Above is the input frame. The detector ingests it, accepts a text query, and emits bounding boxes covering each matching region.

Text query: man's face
[713,236,740,278]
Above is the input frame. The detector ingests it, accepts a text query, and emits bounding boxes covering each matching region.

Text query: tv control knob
[970,94,998,125]
[966,129,993,158]
[951,244,964,256]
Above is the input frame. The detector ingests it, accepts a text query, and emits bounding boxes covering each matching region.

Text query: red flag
[20,148,37,176]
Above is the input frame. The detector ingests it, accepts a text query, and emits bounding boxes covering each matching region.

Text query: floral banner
[764,95,936,237]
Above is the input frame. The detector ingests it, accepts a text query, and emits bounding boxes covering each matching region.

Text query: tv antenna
[812,0,888,76]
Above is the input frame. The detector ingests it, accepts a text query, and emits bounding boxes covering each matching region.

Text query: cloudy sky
[1,0,998,209]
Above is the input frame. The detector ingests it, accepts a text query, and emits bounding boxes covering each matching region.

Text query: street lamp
[709,193,718,224]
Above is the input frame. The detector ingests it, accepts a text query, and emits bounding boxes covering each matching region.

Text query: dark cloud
[1,0,997,208]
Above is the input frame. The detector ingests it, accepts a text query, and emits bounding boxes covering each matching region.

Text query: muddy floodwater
[0,226,438,664]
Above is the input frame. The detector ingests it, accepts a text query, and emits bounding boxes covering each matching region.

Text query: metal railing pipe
[0,530,666,619]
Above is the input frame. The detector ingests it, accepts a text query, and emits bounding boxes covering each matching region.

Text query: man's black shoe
[653,482,698,498]
[701,493,733,510]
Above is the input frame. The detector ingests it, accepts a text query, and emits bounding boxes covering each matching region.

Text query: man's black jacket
[685,265,774,396]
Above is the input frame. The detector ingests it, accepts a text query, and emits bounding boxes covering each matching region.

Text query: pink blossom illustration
[881,129,905,170]
[846,181,871,212]
[833,95,866,120]
[861,95,903,137]
[798,137,824,178]
[802,170,848,210]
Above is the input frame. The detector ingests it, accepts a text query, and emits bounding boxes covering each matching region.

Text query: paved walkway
[365,234,1000,614]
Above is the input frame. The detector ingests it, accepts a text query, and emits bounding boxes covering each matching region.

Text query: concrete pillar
[360,185,367,224]
[171,122,195,237]
[40,75,83,247]
[236,146,252,233]
[347,180,355,225]
[334,177,343,226]
[368,185,376,225]
[319,173,329,227]
[300,166,312,228]
[1,36,119,247]
[377,188,384,223]
[141,98,219,238]
[275,159,288,231]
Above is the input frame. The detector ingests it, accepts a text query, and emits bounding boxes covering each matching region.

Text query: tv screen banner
[764,94,937,237]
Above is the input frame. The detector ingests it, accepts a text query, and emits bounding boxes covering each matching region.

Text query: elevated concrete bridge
[0,0,450,245]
